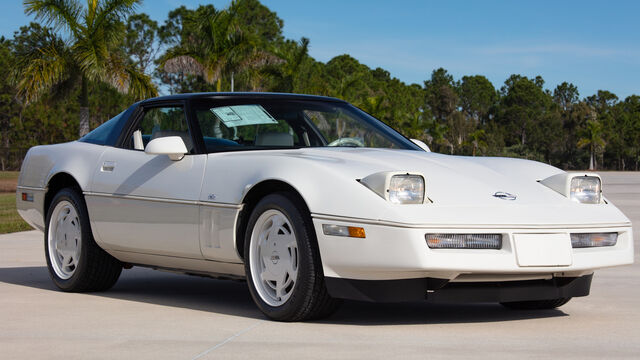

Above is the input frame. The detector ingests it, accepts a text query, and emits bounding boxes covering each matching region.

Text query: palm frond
[240,50,283,69]
[102,51,128,92]
[577,138,590,149]
[86,0,98,27]
[292,37,310,72]
[71,36,109,81]
[164,55,206,78]
[23,0,84,38]
[13,36,72,104]
[102,52,157,99]
[125,66,158,100]
[203,59,224,84]
[92,0,140,31]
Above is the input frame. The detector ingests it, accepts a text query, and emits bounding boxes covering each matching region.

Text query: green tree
[263,37,310,93]
[458,75,497,125]
[604,96,640,170]
[232,0,283,43]
[162,1,280,92]
[624,96,640,170]
[424,68,458,122]
[498,75,551,146]
[0,37,19,170]
[586,90,619,169]
[466,129,488,156]
[586,90,618,110]
[324,55,372,102]
[553,82,579,111]
[578,118,605,170]
[16,0,157,137]
[423,118,451,153]
[125,13,158,73]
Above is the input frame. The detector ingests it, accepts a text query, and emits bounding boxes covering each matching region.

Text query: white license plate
[513,233,572,267]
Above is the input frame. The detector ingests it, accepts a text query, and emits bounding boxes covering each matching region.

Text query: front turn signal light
[571,232,617,248]
[322,224,366,238]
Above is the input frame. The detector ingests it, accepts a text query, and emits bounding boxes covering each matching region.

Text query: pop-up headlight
[359,171,425,204]
[570,176,601,204]
[540,172,603,204]
[388,175,424,204]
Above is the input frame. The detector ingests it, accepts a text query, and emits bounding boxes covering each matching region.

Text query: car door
[86,103,206,259]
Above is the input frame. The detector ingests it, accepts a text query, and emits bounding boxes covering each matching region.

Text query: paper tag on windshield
[211,105,278,127]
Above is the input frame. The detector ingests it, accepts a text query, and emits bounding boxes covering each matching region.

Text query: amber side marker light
[322,224,366,238]
[21,193,33,202]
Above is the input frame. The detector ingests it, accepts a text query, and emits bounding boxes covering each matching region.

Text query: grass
[1,171,32,234]
[0,171,19,178]
[0,193,32,234]
[0,171,19,193]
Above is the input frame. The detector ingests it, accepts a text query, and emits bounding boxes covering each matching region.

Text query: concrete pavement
[1,172,638,359]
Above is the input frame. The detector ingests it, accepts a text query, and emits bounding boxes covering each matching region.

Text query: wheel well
[44,172,82,215]
[235,180,310,260]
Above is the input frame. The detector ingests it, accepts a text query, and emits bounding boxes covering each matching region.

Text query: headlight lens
[426,234,502,249]
[389,175,424,204]
[570,176,601,204]
[571,232,617,248]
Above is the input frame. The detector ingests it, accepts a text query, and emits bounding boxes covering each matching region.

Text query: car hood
[207,147,630,226]
[283,147,564,206]
[264,148,630,226]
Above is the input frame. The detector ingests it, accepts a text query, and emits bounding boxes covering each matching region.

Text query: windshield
[191,99,421,153]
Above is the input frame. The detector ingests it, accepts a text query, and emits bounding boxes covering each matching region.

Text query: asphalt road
[1,172,638,359]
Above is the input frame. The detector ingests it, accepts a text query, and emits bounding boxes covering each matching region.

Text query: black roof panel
[140,92,346,104]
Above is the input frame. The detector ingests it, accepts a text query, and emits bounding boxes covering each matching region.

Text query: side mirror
[145,136,188,161]
[411,139,431,152]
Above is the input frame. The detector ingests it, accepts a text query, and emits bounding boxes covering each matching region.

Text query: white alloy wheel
[249,209,299,306]
[47,200,82,280]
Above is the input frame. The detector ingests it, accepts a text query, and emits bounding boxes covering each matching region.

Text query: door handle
[101,161,116,172]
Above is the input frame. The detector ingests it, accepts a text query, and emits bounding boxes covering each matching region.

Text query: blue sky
[2,0,639,98]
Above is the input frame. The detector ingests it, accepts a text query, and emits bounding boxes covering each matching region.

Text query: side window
[195,104,300,152]
[129,106,194,153]
[80,109,129,145]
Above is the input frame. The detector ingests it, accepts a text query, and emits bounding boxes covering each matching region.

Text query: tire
[500,297,572,310]
[244,192,341,321]
[45,187,122,292]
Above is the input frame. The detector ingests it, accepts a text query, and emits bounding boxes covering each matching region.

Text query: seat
[254,132,294,147]
[132,130,144,150]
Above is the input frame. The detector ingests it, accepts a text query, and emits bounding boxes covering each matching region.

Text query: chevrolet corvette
[16,93,634,321]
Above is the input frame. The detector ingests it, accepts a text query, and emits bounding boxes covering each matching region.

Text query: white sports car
[16,93,634,321]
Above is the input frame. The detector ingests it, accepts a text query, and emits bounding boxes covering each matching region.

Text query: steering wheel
[327,137,365,147]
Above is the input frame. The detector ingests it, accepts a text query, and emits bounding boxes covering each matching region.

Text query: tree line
[1,0,639,171]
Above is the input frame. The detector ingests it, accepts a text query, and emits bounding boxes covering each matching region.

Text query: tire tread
[46,188,122,292]
[245,191,341,321]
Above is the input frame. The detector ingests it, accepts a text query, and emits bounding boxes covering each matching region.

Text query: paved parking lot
[1,172,638,359]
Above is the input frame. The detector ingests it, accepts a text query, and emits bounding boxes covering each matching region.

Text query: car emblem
[493,191,517,200]
[271,253,280,264]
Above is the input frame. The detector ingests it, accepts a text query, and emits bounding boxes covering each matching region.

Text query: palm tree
[399,110,425,139]
[162,1,280,92]
[467,129,487,156]
[578,119,605,170]
[262,37,309,93]
[16,0,157,137]
[424,119,451,154]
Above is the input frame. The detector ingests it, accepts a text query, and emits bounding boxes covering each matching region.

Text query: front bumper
[312,216,634,282]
